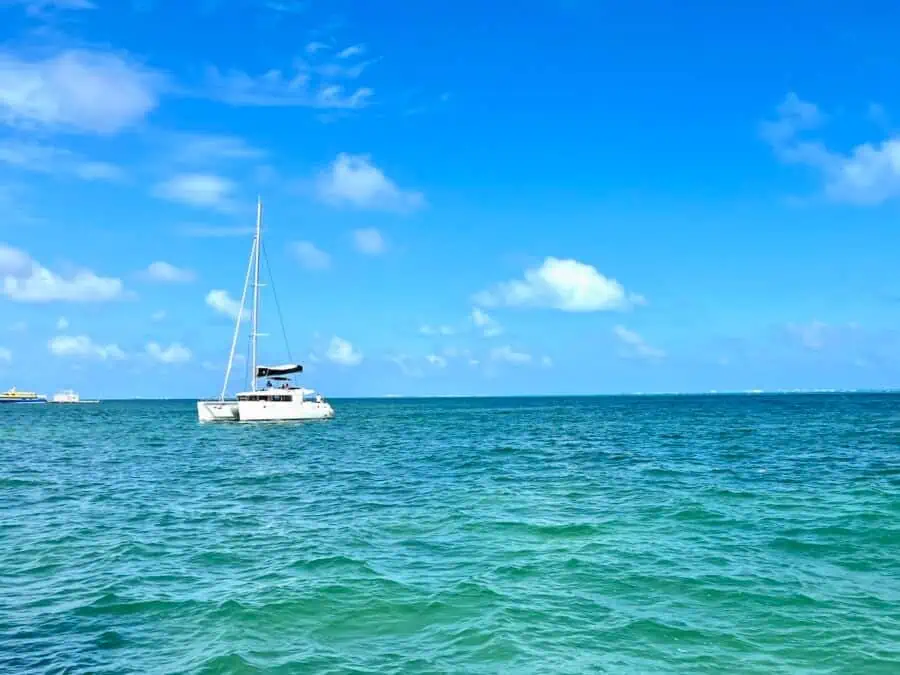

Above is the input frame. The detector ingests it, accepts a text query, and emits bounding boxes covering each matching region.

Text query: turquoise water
[2,395,899,674]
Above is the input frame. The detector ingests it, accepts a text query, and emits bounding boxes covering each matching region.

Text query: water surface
[2,395,899,673]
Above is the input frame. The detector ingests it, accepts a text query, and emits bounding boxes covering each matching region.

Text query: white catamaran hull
[197,401,239,422]
[238,398,334,422]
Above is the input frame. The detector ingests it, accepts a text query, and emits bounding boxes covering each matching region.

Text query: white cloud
[0,48,161,134]
[426,353,447,368]
[0,346,10,362]
[205,289,246,321]
[764,93,900,205]
[48,334,125,360]
[151,310,166,321]
[291,241,331,270]
[146,341,191,364]
[171,133,264,165]
[204,65,372,109]
[1,243,126,302]
[476,257,641,312]
[337,44,365,59]
[154,174,235,211]
[420,324,454,336]
[471,307,502,337]
[0,140,123,181]
[143,261,195,283]
[316,153,425,212]
[352,227,386,255]
[56,316,68,330]
[326,336,362,365]
[613,325,665,360]
[490,345,532,365]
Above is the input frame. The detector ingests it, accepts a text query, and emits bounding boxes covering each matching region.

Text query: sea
[1,394,899,674]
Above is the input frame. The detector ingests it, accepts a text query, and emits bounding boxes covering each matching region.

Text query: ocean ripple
[1,394,899,673]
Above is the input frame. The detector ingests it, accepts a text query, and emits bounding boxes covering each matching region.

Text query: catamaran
[197,199,334,422]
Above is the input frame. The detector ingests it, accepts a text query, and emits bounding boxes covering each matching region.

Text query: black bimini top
[256,364,303,378]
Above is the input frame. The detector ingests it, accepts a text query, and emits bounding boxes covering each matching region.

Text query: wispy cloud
[352,227,386,255]
[426,353,447,368]
[169,133,264,165]
[764,93,900,205]
[0,49,162,134]
[2,0,96,16]
[388,353,423,377]
[337,44,365,59]
[476,257,643,313]
[613,325,665,360]
[306,41,329,54]
[1,243,126,303]
[154,173,236,212]
[471,307,502,337]
[291,240,331,270]
[142,261,195,283]
[420,324,455,336]
[0,140,123,181]
[326,336,362,365]
[490,345,532,365]
[784,320,867,352]
[203,65,372,109]
[178,224,254,238]
[146,341,191,364]
[48,334,125,360]
[205,289,246,321]
[316,153,425,212]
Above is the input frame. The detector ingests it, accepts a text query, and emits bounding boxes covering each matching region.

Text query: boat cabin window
[238,394,293,402]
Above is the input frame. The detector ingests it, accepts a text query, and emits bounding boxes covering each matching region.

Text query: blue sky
[1,0,899,398]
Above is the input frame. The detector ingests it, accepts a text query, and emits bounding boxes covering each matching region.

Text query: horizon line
[67,388,900,402]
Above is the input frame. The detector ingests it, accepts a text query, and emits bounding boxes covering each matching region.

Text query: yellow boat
[0,387,48,404]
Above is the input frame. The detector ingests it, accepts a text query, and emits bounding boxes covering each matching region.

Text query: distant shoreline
[74,390,900,402]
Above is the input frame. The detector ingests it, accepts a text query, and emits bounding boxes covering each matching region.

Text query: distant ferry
[51,390,99,404]
[0,387,48,404]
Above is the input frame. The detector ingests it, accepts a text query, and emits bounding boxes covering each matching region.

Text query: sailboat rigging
[196,198,334,422]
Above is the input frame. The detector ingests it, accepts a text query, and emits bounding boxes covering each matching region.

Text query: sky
[1,0,899,398]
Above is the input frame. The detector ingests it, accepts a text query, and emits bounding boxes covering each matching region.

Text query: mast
[251,196,262,392]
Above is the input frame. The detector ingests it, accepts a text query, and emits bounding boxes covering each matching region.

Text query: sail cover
[256,364,302,377]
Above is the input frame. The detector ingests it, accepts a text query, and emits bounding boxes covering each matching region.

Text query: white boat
[197,198,334,423]
[51,389,100,404]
